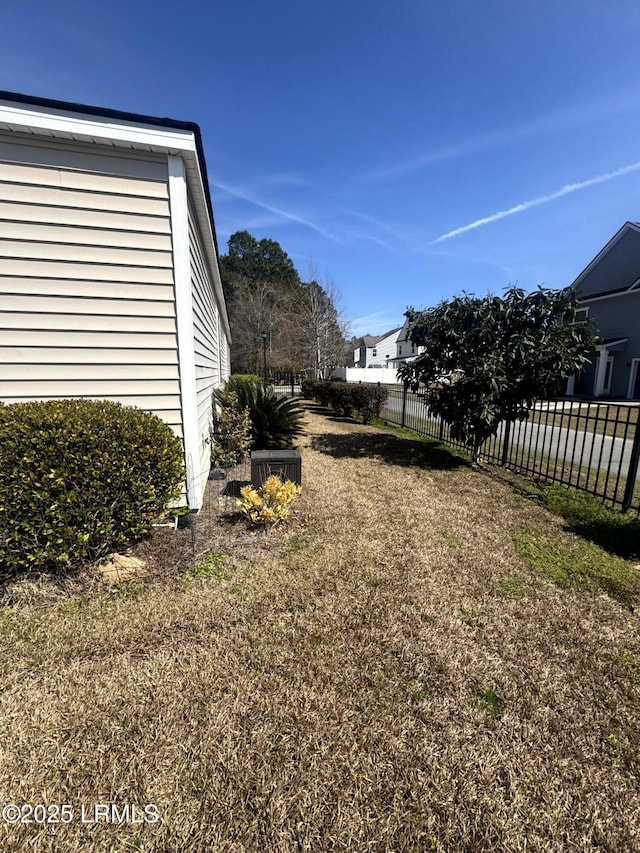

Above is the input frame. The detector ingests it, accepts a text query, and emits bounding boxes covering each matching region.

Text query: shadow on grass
[514,526,639,608]
[311,430,467,471]
[540,486,640,561]
[564,517,640,562]
[304,402,354,422]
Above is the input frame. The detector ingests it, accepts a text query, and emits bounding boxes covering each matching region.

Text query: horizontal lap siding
[220,331,230,378]
[188,200,222,493]
[0,201,171,233]
[0,141,183,438]
[577,229,640,298]
[587,291,640,397]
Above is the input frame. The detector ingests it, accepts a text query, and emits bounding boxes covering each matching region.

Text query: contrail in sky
[213,179,339,242]
[428,160,640,245]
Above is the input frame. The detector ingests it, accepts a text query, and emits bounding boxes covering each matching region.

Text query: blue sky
[4,0,640,336]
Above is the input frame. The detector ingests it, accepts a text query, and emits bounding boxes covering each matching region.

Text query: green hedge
[0,400,185,576]
[313,381,388,423]
[300,377,319,399]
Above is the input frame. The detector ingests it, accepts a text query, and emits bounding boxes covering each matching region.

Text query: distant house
[373,326,403,367]
[354,327,403,368]
[0,91,231,508]
[353,333,382,367]
[568,221,640,399]
[388,317,424,367]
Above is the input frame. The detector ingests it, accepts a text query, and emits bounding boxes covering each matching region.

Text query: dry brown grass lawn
[1,405,639,852]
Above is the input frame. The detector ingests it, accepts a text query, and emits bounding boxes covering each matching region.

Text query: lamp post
[261,331,268,388]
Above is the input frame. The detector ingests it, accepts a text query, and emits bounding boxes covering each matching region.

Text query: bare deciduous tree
[298,263,351,378]
[219,233,349,376]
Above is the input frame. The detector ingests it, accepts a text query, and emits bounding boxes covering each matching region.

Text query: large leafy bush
[327,382,354,417]
[399,286,597,459]
[0,400,185,576]
[313,381,333,408]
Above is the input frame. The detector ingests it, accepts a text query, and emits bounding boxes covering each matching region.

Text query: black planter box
[250,450,302,488]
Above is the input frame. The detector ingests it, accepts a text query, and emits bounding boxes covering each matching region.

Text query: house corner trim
[168,154,200,509]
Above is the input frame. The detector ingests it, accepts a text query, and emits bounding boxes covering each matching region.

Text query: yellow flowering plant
[237,476,302,527]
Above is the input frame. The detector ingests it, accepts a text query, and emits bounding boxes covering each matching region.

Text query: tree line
[219,231,350,377]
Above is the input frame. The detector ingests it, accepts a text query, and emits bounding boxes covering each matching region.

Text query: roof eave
[570,221,640,294]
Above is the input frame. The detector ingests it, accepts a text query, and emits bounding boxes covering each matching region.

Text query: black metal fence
[272,372,301,398]
[379,384,640,514]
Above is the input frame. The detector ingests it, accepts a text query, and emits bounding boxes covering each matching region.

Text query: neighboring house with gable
[354,326,403,368]
[388,317,425,367]
[370,326,402,368]
[353,335,380,367]
[0,90,231,508]
[567,221,640,399]
[353,333,382,367]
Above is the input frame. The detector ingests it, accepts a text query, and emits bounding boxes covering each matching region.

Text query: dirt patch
[95,553,149,583]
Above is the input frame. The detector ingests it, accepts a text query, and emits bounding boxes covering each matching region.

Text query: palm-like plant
[222,377,304,449]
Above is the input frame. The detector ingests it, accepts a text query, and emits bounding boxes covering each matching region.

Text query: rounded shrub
[350,384,389,423]
[300,377,318,399]
[313,381,333,408]
[327,382,354,417]
[237,476,302,527]
[0,399,185,576]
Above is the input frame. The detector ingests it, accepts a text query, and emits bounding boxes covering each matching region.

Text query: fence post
[401,381,408,428]
[501,419,511,466]
[438,417,444,442]
[622,424,640,512]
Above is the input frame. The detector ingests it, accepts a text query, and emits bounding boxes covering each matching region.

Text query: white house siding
[370,328,401,367]
[218,312,231,379]
[0,135,184,436]
[187,197,229,497]
[220,322,229,377]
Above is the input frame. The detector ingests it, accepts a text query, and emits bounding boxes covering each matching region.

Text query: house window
[574,307,589,323]
[411,343,416,353]
[399,345,402,355]
[372,349,377,357]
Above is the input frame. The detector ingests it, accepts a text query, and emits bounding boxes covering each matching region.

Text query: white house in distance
[353,326,402,368]
[0,91,231,509]
[353,334,381,367]
[388,317,423,367]
[336,320,424,383]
